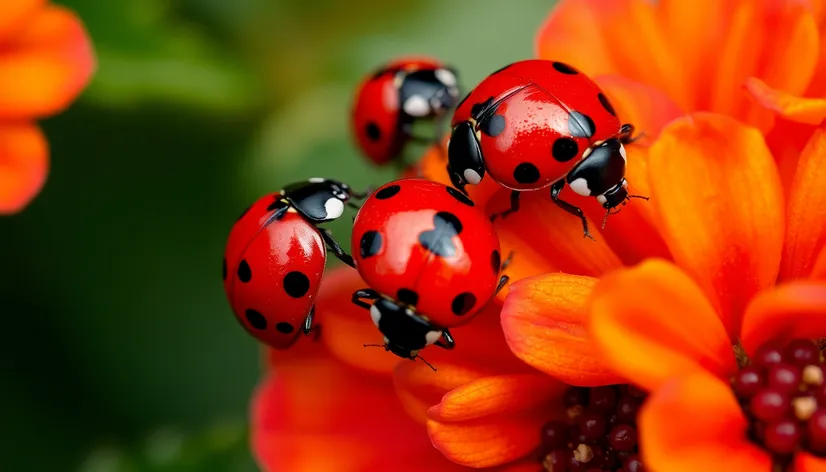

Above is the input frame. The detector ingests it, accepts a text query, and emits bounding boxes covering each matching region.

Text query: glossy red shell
[351,57,446,165]
[351,178,501,328]
[452,59,623,190]
[223,193,326,349]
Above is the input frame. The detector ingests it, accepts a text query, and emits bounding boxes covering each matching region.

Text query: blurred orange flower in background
[0,0,95,214]
[252,0,826,471]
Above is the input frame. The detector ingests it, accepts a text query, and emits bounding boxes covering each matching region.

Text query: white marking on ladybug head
[619,143,627,162]
[569,177,593,197]
[463,169,482,185]
[403,95,431,117]
[424,330,443,346]
[370,305,381,328]
[596,194,608,205]
[448,86,460,98]
[324,198,345,220]
[383,336,390,344]
[309,177,325,183]
[435,68,457,87]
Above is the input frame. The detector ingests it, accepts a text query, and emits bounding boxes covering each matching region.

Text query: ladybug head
[597,179,629,209]
[447,121,486,189]
[325,179,353,201]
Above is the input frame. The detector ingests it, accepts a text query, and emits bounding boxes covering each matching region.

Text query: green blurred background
[0,1,553,470]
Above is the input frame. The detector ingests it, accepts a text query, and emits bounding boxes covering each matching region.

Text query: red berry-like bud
[767,363,801,395]
[753,345,784,367]
[609,425,637,451]
[808,409,826,453]
[623,454,645,472]
[590,386,618,414]
[763,420,801,454]
[732,366,765,399]
[784,338,820,366]
[542,420,568,450]
[578,412,607,442]
[750,389,791,422]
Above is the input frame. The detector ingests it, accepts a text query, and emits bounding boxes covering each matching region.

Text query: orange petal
[569,145,672,266]
[593,75,683,142]
[491,191,622,278]
[315,266,400,375]
[647,112,785,338]
[493,225,557,301]
[252,357,469,472]
[812,246,826,280]
[0,5,95,119]
[746,77,826,125]
[0,122,48,214]
[780,122,826,280]
[394,361,493,424]
[501,273,624,386]
[535,0,689,110]
[797,453,826,472]
[0,0,42,40]
[763,118,817,202]
[427,374,566,422]
[428,411,553,468]
[590,259,738,392]
[640,372,771,472]
[740,281,826,354]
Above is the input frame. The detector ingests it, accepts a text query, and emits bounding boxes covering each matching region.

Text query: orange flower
[0,0,94,214]
[252,0,826,470]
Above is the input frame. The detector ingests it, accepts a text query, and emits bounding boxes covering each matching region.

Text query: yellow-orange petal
[0,122,48,214]
[315,266,400,375]
[501,273,624,386]
[491,191,622,278]
[0,5,95,119]
[764,119,817,201]
[797,453,826,472]
[493,226,557,302]
[639,372,771,472]
[740,281,826,354]
[781,122,826,280]
[427,411,552,468]
[0,0,42,40]
[394,361,492,424]
[594,75,683,142]
[428,374,566,422]
[746,77,826,126]
[252,357,469,472]
[812,246,826,280]
[648,112,785,338]
[590,259,738,392]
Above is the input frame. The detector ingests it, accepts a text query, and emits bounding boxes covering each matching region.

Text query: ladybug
[223,178,363,349]
[446,59,645,238]
[351,56,462,168]
[349,178,510,362]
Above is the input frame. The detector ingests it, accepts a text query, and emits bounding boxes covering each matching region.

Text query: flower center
[730,338,826,468]
[540,384,647,471]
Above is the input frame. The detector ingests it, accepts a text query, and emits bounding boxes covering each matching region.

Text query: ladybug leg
[495,275,510,295]
[489,191,521,222]
[447,164,469,195]
[550,180,595,241]
[302,305,315,336]
[500,251,515,271]
[435,329,456,350]
[351,288,380,309]
[619,123,646,144]
[321,229,356,268]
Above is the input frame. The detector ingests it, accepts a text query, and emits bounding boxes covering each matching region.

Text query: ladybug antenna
[627,194,650,201]
[414,355,437,372]
[363,343,387,350]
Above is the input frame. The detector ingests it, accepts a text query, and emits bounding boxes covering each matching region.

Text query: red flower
[0,0,95,214]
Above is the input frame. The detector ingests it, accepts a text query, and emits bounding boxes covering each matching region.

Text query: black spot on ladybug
[480,114,506,137]
[266,198,288,212]
[222,258,227,281]
[396,288,419,306]
[568,111,595,139]
[491,63,514,75]
[283,271,310,298]
[418,212,463,257]
[446,186,474,206]
[491,250,501,274]
[276,322,295,334]
[552,62,578,75]
[237,260,252,282]
[471,97,495,120]
[598,93,616,116]
[359,230,383,258]
[365,122,381,141]
[238,204,253,221]
[375,184,401,199]
[513,162,540,184]
[552,137,579,162]
[451,292,477,316]
[245,309,267,330]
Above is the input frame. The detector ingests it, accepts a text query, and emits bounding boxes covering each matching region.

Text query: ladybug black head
[598,179,629,209]
[447,121,486,189]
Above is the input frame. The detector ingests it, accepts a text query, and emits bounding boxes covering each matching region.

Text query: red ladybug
[447,59,644,238]
[351,56,461,168]
[349,178,510,361]
[223,178,362,349]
